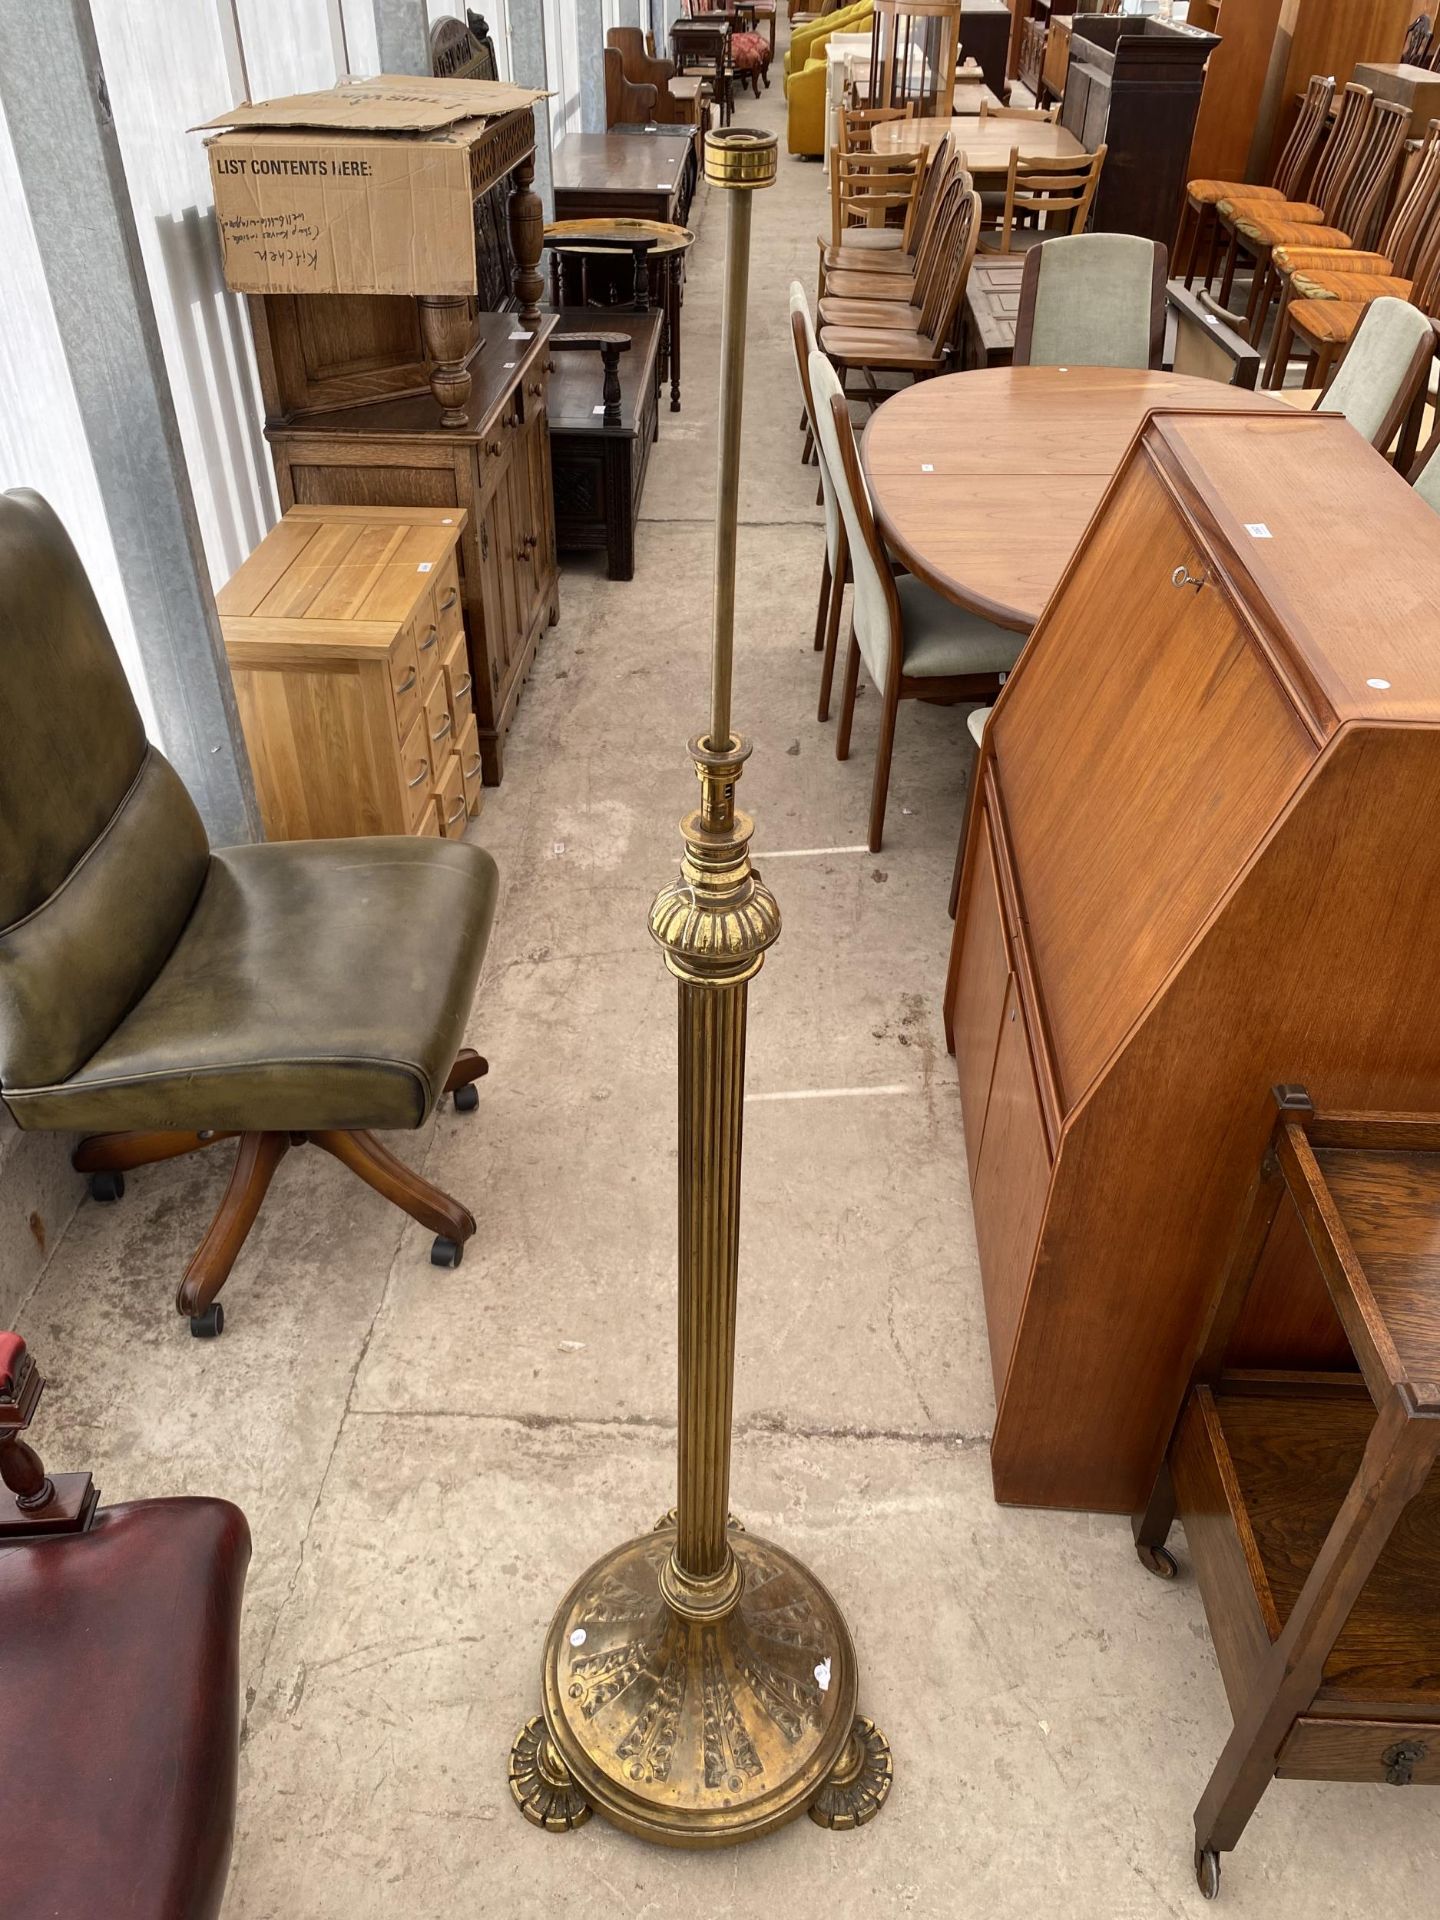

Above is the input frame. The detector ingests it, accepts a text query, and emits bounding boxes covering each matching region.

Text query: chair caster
[1195,1846,1221,1900]
[190,1302,225,1338]
[431,1236,463,1268]
[87,1170,125,1203]
[1136,1542,1178,1579]
[453,1082,480,1113]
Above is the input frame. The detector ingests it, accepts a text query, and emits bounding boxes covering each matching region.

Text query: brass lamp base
[510,1520,890,1847]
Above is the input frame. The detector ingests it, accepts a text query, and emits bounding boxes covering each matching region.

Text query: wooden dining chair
[978,144,1107,255]
[790,282,851,722]
[1242,96,1412,349]
[1211,82,1375,327]
[829,146,927,250]
[807,348,1026,851]
[818,152,967,332]
[837,99,916,153]
[1178,73,1334,287]
[979,98,1060,125]
[816,133,955,298]
[1262,118,1440,387]
[1300,294,1437,462]
[1012,233,1167,371]
[820,177,982,396]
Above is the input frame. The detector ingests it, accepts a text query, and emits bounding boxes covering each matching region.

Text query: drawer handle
[465,754,482,779]
[1171,564,1207,593]
[503,411,518,429]
[486,439,502,457]
[419,624,439,652]
[407,763,429,790]
[439,587,458,613]
[431,712,454,743]
[445,799,467,829]
[527,380,543,397]
[396,668,417,694]
[455,672,473,699]
[545,359,555,374]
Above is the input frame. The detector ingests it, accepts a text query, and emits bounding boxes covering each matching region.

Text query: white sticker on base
[921,462,934,472]
[417,561,433,572]
[1367,677,1391,689]
[1244,523,1272,539]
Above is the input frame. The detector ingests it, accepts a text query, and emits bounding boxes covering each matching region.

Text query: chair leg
[1217,229,1240,310]
[310,1129,477,1250]
[867,685,899,853]
[1200,211,1224,292]
[812,550,832,653]
[1132,1460,1179,1579]
[1263,309,1297,389]
[1243,255,1272,343]
[835,622,861,759]
[176,1130,292,1326]
[801,423,814,465]
[818,562,846,721]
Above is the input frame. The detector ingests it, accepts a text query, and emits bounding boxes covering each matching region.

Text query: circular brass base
[538,1522,860,1847]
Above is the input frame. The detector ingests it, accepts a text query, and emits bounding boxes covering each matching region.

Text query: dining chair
[978,144,1107,255]
[1177,74,1334,287]
[1211,82,1376,328]
[820,177,983,397]
[790,281,851,722]
[829,146,928,251]
[1263,119,1440,387]
[1241,96,1412,349]
[1411,428,1440,508]
[807,349,1026,851]
[1012,233,1167,371]
[1307,294,1437,456]
[816,133,955,298]
[0,490,498,1336]
[817,151,967,331]
[837,99,916,153]
[978,98,1059,125]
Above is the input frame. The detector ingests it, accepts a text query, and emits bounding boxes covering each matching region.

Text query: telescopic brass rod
[706,184,753,757]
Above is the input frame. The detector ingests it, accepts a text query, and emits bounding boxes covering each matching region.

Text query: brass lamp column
[508,128,893,1848]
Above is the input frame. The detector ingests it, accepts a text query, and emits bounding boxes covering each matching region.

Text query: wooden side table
[218,506,482,841]
[1136,1089,1440,1898]
[545,216,697,411]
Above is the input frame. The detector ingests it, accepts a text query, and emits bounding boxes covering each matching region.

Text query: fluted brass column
[509,127,892,1849]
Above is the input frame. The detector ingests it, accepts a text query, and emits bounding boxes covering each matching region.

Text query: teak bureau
[946,408,1440,1513]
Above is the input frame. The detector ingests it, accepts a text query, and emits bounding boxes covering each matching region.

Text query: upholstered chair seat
[6,837,495,1135]
[894,578,1025,678]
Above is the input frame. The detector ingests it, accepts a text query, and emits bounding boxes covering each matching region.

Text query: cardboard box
[198,75,545,299]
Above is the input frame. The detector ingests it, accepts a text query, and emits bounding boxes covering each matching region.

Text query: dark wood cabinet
[945,409,1440,1515]
[1060,16,1219,244]
[267,315,559,787]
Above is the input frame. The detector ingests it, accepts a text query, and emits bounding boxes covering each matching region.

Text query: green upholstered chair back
[1413,437,1440,512]
[1320,296,1436,450]
[789,283,842,570]
[1013,232,1167,371]
[0,491,210,1099]
[809,347,897,689]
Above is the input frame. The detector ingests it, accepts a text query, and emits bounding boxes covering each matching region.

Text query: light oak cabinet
[945,410,1440,1515]
[218,506,483,841]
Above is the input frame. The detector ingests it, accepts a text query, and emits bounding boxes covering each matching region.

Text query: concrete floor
[18,44,1440,1920]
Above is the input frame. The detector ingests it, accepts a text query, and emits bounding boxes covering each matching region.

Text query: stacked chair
[1263,118,1440,388]
[1300,295,1437,457]
[978,143,1108,255]
[815,116,943,297]
[1176,74,1335,288]
[1240,96,1412,350]
[818,147,983,395]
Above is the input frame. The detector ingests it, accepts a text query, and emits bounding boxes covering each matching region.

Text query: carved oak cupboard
[945,409,1440,1514]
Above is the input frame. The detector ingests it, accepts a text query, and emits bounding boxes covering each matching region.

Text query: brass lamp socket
[704,128,778,191]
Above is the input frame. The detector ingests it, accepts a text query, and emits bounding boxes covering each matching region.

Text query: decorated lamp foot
[808,1716,894,1830]
[509,1714,593,1832]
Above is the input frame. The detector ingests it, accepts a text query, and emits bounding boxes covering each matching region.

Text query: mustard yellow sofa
[784,1,874,157]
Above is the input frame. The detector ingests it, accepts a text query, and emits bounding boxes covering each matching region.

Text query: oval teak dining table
[860,367,1289,632]
[872,113,1084,176]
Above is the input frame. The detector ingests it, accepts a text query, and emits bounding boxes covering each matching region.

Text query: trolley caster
[190,1302,225,1339]
[453,1082,480,1113]
[87,1170,125,1203]
[431,1236,463,1269]
[1195,1846,1221,1900]
[1136,1542,1178,1579]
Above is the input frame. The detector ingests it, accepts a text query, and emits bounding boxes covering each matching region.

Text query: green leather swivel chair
[0,491,499,1336]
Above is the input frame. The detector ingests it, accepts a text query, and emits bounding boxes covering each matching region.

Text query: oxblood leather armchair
[0,1332,249,1920]
[0,491,498,1336]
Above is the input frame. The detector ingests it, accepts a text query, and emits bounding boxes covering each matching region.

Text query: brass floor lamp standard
[508,129,893,1847]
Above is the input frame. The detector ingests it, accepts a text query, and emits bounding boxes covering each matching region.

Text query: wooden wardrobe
[945,408,1440,1515]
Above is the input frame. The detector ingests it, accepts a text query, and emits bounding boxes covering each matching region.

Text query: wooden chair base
[72,1049,489,1337]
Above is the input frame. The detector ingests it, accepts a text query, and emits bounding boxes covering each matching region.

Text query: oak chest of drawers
[945,409,1440,1515]
[218,506,482,842]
